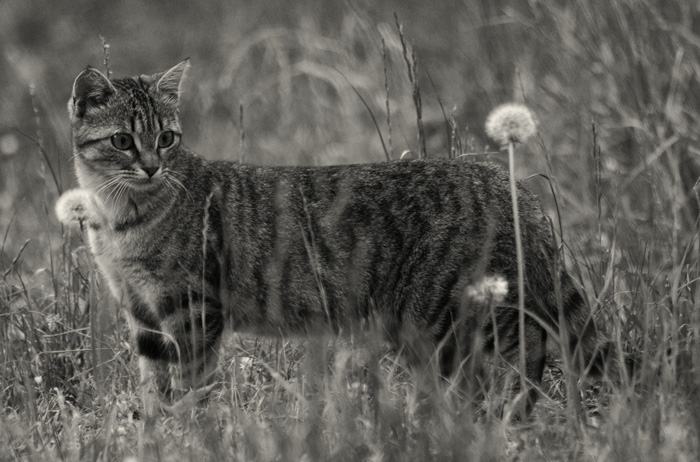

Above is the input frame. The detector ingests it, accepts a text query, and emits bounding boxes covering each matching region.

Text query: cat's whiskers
[166,168,188,184]
[162,176,178,197]
[164,171,191,201]
[103,182,120,205]
[104,174,130,206]
[94,175,125,199]
[112,178,131,210]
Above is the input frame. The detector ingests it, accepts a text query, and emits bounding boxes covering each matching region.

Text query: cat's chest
[89,226,139,257]
[87,226,172,281]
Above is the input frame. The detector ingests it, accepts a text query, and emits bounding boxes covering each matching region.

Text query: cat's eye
[111,133,134,150]
[158,131,175,148]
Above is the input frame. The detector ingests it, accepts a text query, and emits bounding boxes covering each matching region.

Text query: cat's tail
[558,276,636,381]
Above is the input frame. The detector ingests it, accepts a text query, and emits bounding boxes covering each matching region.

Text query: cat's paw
[162,383,216,415]
[55,189,100,228]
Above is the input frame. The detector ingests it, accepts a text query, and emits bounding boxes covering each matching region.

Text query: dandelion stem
[508,140,527,417]
[239,104,245,164]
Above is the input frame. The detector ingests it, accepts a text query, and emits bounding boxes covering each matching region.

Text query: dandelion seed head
[467,275,509,304]
[55,188,98,227]
[0,134,19,156]
[46,313,61,332]
[485,103,537,145]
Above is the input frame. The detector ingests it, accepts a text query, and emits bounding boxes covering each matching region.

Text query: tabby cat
[59,60,606,416]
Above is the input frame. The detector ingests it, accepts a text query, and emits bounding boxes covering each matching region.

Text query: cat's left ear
[156,59,190,105]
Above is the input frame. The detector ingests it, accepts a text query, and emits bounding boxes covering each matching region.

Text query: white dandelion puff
[467,275,508,304]
[485,103,537,145]
[0,134,19,156]
[55,188,100,227]
[45,313,61,332]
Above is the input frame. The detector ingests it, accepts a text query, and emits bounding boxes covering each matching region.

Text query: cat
[58,59,608,417]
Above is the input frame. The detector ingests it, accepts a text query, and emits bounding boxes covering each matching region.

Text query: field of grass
[2,0,700,460]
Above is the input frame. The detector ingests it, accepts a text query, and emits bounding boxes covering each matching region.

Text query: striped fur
[66,61,603,416]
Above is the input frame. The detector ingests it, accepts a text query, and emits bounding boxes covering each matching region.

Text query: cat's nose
[143,167,159,178]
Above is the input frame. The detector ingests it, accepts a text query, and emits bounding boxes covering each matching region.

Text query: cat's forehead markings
[132,116,144,135]
[114,78,149,96]
[114,78,158,133]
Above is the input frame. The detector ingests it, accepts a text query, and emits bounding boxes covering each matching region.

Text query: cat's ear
[68,67,115,120]
[156,59,190,105]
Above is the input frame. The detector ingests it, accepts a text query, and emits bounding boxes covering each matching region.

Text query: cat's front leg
[129,289,225,414]
[157,291,225,405]
[125,291,180,415]
[135,316,220,416]
[138,354,216,417]
[138,356,172,417]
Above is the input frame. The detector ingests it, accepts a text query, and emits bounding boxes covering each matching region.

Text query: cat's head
[68,60,190,201]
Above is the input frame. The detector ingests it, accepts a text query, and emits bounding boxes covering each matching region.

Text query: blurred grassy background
[3,0,700,459]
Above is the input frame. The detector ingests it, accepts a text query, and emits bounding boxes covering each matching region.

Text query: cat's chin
[126,178,163,193]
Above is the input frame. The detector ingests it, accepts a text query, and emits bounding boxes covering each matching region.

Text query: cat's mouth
[128,176,162,192]
[127,167,163,191]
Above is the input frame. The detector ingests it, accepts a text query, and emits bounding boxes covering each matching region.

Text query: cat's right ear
[156,59,190,106]
[68,67,115,120]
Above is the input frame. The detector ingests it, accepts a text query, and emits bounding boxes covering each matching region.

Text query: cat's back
[209,158,543,230]
[208,157,550,287]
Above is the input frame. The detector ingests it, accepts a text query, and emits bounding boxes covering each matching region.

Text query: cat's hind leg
[487,309,548,421]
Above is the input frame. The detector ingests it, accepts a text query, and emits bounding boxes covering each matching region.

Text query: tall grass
[2,0,700,460]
